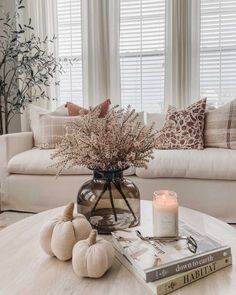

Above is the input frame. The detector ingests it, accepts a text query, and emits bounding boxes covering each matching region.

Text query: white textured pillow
[146,113,165,130]
[29,105,48,125]
[50,104,68,116]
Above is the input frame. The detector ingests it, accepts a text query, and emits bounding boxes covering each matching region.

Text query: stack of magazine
[111,221,232,295]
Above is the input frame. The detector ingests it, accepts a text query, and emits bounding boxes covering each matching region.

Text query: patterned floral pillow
[157,99,207,149]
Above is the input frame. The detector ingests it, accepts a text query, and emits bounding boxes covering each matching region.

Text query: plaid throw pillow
[157,99,207,150]
[34,115,81,149]
[204,98,236,149]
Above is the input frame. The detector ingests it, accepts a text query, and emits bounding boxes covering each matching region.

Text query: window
[57,0,83,105]
[200,0,236,106]
[120,0,165,112]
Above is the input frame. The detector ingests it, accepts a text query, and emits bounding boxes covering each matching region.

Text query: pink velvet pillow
[66,99,111,118]
[157,98,207,150]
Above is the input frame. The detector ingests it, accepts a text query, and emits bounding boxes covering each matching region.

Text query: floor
[0,211,236,231]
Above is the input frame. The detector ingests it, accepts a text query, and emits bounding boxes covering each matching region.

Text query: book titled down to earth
[111,222,232,295]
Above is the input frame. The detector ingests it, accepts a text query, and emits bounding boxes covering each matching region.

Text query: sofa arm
[0,132,34,163]
[0,132,33,210]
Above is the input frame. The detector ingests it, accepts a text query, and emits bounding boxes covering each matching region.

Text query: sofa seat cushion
[7,148,135,176]
[136,148,236,180]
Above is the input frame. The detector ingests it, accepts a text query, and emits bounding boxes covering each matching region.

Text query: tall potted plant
[0,0,62,135]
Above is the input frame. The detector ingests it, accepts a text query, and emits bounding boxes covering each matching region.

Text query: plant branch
[0,0,63,133]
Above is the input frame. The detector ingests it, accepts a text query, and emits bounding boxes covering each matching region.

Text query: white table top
[0,201,236,295]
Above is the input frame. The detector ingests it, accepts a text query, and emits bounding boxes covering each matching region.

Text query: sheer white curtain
[81,0,120,107]
[19,0,58,131]
[190,1,201,103]
[165,0,200,110]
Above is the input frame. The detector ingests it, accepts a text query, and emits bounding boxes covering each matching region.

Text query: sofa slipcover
[2,132,236,221]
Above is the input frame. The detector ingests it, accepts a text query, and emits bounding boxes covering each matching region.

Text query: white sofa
[1,132,236,222]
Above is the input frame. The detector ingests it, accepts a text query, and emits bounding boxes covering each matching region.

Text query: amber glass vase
[77,169,140,234]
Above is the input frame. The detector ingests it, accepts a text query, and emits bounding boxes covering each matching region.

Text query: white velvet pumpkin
[72,229,115,278]
[40,202,92,261]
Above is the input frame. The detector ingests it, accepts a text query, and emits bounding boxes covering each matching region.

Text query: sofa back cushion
[156,98,207,150]
[146,113,165,130]
[204,98,236,149]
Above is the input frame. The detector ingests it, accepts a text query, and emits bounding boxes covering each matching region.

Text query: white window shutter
[57,0,83,106]
[120,0,166,112]
[200,0,236,106]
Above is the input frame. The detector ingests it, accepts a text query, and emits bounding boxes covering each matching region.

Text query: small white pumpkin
[72,229,115,278]
[40,202,92,261]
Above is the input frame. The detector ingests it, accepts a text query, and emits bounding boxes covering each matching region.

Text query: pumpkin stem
[63,202,74,221]
[88,229,97,246]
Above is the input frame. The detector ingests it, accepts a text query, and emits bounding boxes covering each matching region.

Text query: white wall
[1,0,21,133]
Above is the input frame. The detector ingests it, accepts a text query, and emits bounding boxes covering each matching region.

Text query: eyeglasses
[135,230,198,254]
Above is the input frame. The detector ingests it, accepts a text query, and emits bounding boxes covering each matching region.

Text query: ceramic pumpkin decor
[40,202,92,261]
[72,229,115,278]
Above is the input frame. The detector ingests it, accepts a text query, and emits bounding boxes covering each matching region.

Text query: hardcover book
[111,222,231,282]
[115,249,232,295]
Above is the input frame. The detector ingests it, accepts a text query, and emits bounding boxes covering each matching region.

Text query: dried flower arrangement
[51,106,157,174]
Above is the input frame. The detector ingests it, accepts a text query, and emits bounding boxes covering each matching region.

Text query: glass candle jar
[153,190,179,237]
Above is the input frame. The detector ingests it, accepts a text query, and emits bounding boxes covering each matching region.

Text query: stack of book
[111,221,232,295]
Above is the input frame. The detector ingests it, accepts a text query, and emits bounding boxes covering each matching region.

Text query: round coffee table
[0,201,236,295]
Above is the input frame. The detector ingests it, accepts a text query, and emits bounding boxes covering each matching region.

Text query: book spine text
[146,247,231,282]
[157,256,232,295]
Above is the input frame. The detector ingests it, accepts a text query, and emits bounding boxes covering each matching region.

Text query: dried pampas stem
[51,105,158,173]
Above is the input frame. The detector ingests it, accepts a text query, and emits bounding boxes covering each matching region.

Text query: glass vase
[77,169,140,234]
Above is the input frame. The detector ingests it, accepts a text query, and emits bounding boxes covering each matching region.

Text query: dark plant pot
[77,169,140,234]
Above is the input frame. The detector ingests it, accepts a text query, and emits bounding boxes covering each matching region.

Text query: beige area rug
[0,212,33,231]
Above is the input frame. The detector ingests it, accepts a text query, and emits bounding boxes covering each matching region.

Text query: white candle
[153,190,179,237]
